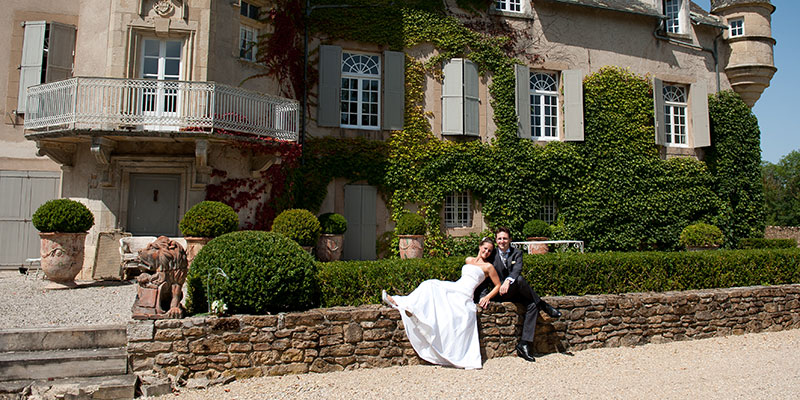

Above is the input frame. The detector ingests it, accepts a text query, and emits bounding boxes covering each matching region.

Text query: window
[17,21,76,114]
[495,0,521,12]
[664,0,682,33]
[663,85,687,146]
[729,18,744,37]
[530,72,559,140]
[240,25,258,61]
[240,1,260,20]
[141,39,182,116]
[539,198,558,225]
[445,192,472,228]
[340,52,380,129]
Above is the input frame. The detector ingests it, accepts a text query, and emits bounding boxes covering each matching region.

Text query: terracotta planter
[398,235,424,259]
[316,234,344,262]
[526,237,550,255]
[184,237,212,267]
[39,232,88,286]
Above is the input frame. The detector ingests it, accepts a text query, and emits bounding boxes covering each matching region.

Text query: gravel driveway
[2,271,799,399]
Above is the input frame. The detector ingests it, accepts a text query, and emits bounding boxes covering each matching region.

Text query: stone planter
[39,232,88,288]
[526,237,550,255]
[316,234,344,262]
[184,237,211,267]
[398,235,424,259]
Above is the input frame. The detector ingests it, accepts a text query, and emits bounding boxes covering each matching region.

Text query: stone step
[0,324,126,352]
[0,347,127,382]
[0,373,137,399]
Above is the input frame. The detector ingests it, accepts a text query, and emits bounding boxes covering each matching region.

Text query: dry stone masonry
[128,284,800,382]
[765,226,800,247]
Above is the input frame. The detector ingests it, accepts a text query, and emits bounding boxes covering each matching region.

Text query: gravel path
[3,270,799,399]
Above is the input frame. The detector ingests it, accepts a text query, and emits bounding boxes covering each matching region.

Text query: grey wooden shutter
[653,77,666,146]
[514,64,531,139]
[382,50,405,130]
[691,83,711,148]
[442,59,464,135]
[463,59,479,136]
[45,22,76,83]
[563,69,584,141]
[317,45,342,127]
[17,21,47,113]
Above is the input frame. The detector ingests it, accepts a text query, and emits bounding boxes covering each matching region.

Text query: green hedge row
[738,238,798,250]
[316,249,800,307]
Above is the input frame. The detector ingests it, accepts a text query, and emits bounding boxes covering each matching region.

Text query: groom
[474,227,561,362]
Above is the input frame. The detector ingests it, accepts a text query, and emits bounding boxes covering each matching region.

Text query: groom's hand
[499,280,510,295]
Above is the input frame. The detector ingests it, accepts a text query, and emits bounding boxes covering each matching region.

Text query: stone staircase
[0,325,136,399]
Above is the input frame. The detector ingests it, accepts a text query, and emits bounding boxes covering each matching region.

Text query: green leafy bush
[186,231,318,314]
[523,219,551,238]
[32,199,94,233]
[679,223,724,248]
[427,230,494,258]
[396,212,426,235]
[318,212,347,234]
[271,209,322,246]
[738,238,797,249]
[179,201,239,238]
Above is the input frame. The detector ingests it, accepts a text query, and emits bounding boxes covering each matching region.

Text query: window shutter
[317,45,341,127]
[690,83,711,148]
[653,77,666,146]
[45,22,76,83]
[563,69,584,142]
[442,59,464,135]
[382,50,404,131]
[463,59,479,136]
[514,64,531,139]
[17,21,47,113]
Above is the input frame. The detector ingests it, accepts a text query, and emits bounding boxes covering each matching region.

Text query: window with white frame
[340,52,381,129]
[445,192,472,228]
[539,197,558,224]
[530,72,559,140]
[495,0,521,12]
[729,18,744,37]
[663,85,687,146]
[664,0,682,33]
[240,25,258,61]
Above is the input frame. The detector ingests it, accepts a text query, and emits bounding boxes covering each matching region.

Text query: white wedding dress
[391,264,486,369]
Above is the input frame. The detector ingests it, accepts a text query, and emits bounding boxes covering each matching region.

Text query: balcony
[24,77,299,142]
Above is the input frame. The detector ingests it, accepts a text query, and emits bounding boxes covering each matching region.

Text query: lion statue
[132,236,188,319]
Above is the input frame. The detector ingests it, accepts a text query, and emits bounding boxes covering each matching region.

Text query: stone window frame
[530,71,560,141]
[340,51,382,130]
[663,84,689,147]
[445,191,472,229]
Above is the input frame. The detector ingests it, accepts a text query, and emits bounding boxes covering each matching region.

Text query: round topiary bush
[185,230,318,315]
[271,209,322,246]
[396,212,426,235]
[318,212,347,234]
[32,199,94,233]
[679,222,724,248]
[523,219,552,238]
[179,201,239,238]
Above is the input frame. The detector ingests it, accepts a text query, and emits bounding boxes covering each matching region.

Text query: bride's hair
[479,237,494,248]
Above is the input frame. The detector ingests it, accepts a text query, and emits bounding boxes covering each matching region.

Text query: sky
[699,0,799,164]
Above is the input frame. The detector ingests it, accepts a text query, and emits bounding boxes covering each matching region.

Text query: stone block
[155,320,183,329]
[241,315,279,328]
[343,323,363,343]
[188,337,226,354]
[223,332,250,343]
[266,363,309,376]
[320,344,355,357]
[284,312,325,328]
[229,342,253,352]
[154,328,184,341]
[127,320,155,341]
[155,352,178,365]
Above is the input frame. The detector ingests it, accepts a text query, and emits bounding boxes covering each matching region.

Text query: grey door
[343,185,377,260]
[127,174,180,236]
[0,171,60,269]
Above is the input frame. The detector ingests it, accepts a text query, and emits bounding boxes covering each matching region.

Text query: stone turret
[711,0,776,107]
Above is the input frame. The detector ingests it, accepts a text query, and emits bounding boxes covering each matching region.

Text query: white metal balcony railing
[24,77,299,142]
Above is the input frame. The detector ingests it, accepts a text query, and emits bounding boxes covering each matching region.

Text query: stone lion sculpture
[131,236,188,319]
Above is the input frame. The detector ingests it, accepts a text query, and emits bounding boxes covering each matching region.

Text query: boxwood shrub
[679,222,724,248]
[523,219,551,238]
[186,230,318,315]
[318,212,347,234]
[738,238,797,249]
[32,199,94,233]
[396,212,426,235]
[179,201,239,238]
[271,209,322,246]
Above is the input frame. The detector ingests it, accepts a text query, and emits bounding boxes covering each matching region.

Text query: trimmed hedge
[271,209,322,246]
[316,249,800,307]
[738,238,798,249]
[179,201,239,238]
[32,199,94,233]
[318,212,347,234]
[396,212,426,235]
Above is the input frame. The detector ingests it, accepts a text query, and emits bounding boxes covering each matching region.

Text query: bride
[382,237,502,369]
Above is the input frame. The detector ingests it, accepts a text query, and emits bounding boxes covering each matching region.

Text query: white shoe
[381,290,395,307]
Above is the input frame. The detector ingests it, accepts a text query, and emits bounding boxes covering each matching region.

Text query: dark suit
[475,246,542,343]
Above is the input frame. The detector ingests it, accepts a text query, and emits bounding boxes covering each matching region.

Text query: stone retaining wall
[127,284,800,382]
[765,226,800,246]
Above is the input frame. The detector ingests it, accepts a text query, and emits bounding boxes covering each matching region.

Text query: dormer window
[664,0,682,33]
[730,18,744,37]
[495,0,521,13]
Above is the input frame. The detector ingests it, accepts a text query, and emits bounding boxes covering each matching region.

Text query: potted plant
[316,212,347,262]
[396,212,426,259]
[32,199,95,288]
[523,219,552,254]
[179,201,239,266]
[679,222,723,251]
[271,209,322,253]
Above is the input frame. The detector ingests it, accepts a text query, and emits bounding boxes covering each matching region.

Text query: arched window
[530,72,558,139]
[340,52,381,129]
[663,85,687,145]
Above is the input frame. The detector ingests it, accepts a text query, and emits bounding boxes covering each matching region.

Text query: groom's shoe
[540,301,562,318]
[515,342,536,362]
